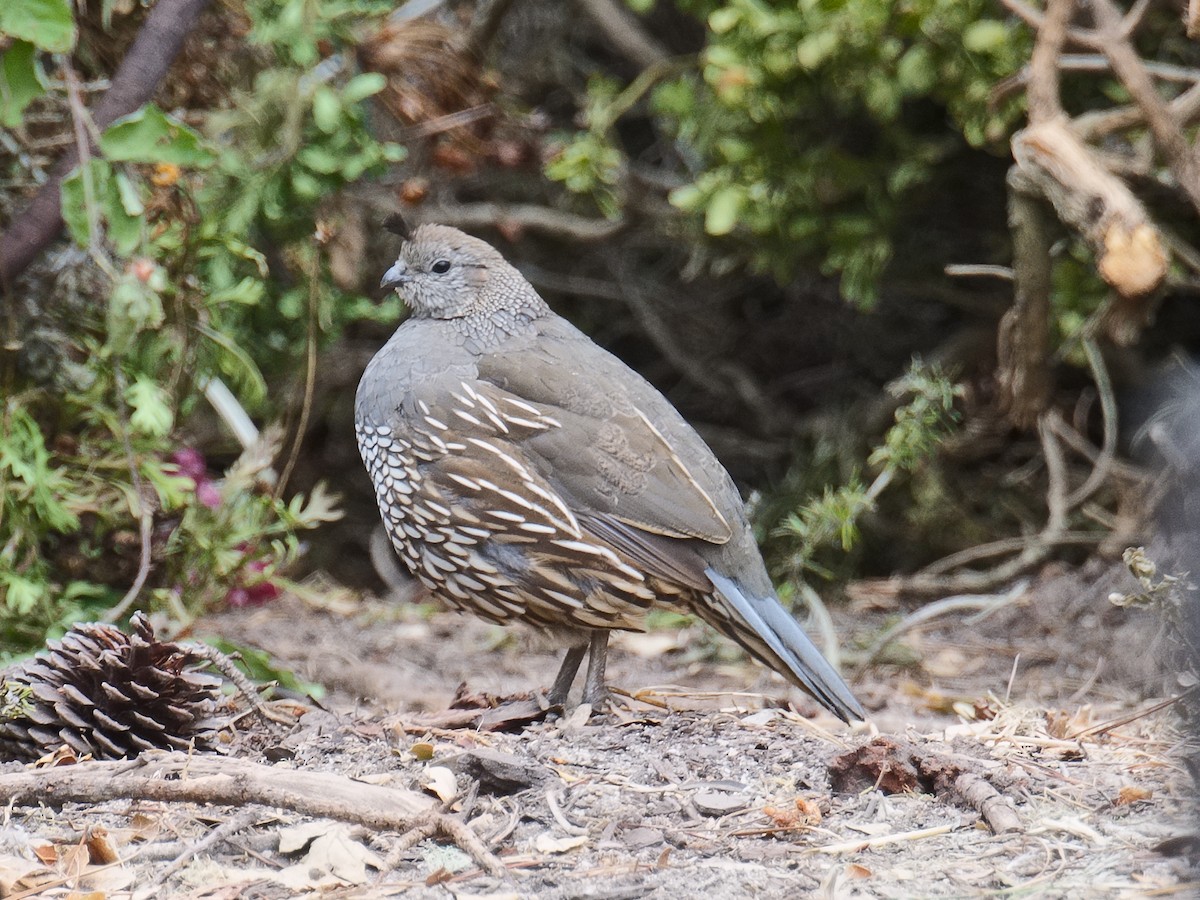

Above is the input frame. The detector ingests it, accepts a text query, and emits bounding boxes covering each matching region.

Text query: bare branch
[997,168,1055,429]
[367,200,625,241]
[574,0,669,69]
[1012,118,1168,298]
[1091,0,1200,214]
[1027,0,1077,122]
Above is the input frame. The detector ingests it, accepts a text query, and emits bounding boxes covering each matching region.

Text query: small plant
[775,360,962,578]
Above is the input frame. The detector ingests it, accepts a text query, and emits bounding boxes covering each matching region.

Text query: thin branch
[575,0,669,69]
[944,264,1014,281]
[1074,81,1200,140]
[0,0,213,286]
[366,200,624,242]
[855,580,1029,671]
[143,809,260,890]
[999,0,1101,49]
[275,249,320,499]
[996,168,1055,428]
[103,366,156,624]
[1026,0,1076,122]
[885,414,1072,596]
[1091,0,1200,214]
[1059,54,1200,84]
[1063,340,1116,509]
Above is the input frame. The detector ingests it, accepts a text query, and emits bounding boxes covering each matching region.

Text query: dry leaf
[32,844,57,865]
[421,765,458,803]
[763,796,822,829]
[127,811,161,841]
[66,891,106,900]
[34,745,85,768]
[278,821,331,854]
[562,704,591,729]
[59,844,91,881]
[534,833,588,854]
[1116,785,1153,805]
[85,827,119,864]
[0,853,53,894]
[277,824,383,887]
[1046,705,1093,739]
[846,863,873,879]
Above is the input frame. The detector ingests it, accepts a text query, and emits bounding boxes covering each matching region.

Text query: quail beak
[380,261,411,292]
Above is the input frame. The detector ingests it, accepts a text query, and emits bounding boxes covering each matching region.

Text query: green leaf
[100,105,216,167]
[708,7,740,34]
[704,185,744,236]
[114,171,145,216]
[0,0,75,52]
[125,377,174,437]
[962,20,1010,54]
[60,161,98,248]
[312,85,341,133]
[106,272,164,354]
[61,159,144,256]
[195,323,268,405]
[0,41,45,128]
[340,72,386,104]
[2,575,42,615]
[896,45,935,97]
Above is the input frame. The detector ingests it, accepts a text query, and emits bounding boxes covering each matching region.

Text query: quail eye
[431,259,451,274]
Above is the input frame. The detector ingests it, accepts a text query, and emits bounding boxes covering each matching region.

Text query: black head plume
[383,213,412,240]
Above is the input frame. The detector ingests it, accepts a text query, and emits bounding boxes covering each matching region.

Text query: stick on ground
[0,751,508,879]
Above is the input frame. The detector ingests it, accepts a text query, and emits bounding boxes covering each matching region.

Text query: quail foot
[356,222,864,722]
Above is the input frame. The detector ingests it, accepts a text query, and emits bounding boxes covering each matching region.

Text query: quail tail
[706,570,865,723]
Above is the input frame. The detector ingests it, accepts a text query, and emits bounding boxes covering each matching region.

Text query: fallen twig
[1068,688,1198,741]
[143,808,261,889]
[829,736,1024,836]
[811,823,956,855]
[0,751,508,879]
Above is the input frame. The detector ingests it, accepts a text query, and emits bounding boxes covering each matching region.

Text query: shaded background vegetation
[2,0,1198,663]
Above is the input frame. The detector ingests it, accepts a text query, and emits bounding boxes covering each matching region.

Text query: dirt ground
[0,554,1196,899]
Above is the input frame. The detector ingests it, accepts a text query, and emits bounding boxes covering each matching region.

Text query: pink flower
[170,448,222,509]
[224,547,283,608]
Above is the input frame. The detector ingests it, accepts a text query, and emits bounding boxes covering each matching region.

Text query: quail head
[356,222,864,722]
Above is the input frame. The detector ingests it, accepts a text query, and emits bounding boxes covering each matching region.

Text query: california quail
[356,223,864,722]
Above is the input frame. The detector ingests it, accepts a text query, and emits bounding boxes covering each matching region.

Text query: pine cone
[0,613,223,761]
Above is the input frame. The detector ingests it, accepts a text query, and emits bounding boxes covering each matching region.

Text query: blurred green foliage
[0,0,400,655]
[556,0,1030,304]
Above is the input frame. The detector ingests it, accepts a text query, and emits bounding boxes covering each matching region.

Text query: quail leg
[546,642,587,707]
[582,631,610,707]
